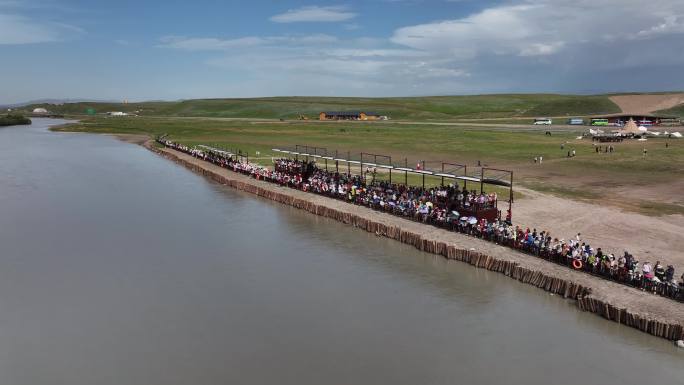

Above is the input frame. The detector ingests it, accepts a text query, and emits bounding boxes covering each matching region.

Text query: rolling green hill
[22,94,621,120]
[656,103,684,118]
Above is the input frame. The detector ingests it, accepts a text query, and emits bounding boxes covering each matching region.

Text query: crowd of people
[271,158,500,221]
[159,139,684,301]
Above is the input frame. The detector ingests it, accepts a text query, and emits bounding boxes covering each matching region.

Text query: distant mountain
[1,99,119,109]
[10,94,625,120]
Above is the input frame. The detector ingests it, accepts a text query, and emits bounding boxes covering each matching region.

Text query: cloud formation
[158,34,339,50]
[392,0,684,60]
[23,0,674,99]
[0,0,83,45]
[156,0,684,95]
[0,13,82,44]
[270,5,356,23]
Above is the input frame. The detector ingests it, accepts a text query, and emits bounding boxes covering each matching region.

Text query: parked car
[534,118,552,125]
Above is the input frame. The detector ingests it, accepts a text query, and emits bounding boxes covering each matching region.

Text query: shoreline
[141,138,684,342]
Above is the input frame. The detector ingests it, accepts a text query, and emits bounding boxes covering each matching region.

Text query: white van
[533,118,552,125]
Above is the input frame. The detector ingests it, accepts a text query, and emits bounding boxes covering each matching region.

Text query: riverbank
[0,114,31,127]
[143,140,684,342]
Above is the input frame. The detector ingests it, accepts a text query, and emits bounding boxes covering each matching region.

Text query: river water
[0,119,681,384]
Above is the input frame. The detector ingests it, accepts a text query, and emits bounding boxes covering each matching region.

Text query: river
[0,118,681,384]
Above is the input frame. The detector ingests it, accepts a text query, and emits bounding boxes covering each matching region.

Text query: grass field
[24,94,623,120]
[0,114,31,127]
[657,103,684,117]
[56,115,684,215]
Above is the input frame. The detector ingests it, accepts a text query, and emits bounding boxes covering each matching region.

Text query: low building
[589,113,679,127]
[32,108,49,114]
[319,111,381,121]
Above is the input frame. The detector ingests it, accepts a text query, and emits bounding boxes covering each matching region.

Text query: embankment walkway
[151,143,684,341]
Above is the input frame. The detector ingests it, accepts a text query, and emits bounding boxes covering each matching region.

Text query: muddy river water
[0,119,681,384]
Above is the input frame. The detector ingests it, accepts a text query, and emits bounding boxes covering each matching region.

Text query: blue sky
[2,0,684,103]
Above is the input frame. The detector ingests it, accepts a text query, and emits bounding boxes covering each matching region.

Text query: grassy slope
[656,103,684,118]
[24,94,621,120]
[56,116,684,215]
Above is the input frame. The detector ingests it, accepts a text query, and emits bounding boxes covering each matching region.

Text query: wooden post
[480,168,484,194]
[347,151,350,176]
[360,152,364,183]
[509,171,514,222]
[441,163,445,186]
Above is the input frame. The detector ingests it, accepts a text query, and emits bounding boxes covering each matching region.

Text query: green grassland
[25,94,621,120]
[0,114,31,126]
[56,115,684,215]
[656,103,684,118]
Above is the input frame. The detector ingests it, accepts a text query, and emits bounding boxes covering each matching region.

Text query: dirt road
[515,187,684,272]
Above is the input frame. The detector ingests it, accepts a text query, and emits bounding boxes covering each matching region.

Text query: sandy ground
[154,145,684,328]
[610,94,684,115]
[514,187,684,272]
[108,133,149,145]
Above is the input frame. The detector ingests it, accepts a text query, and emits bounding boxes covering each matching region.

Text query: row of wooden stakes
[155,148,684,342]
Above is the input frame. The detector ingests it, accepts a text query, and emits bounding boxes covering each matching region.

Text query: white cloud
[159,32,439,82]
[159,36,267,50]
[321,48,426,58]
[519,42,565,57]
[392,0,684,58]
[158,34,339,51]
[201,41,470,95]
[157,0,684,96]
[270,5,356,23]
[634,15,684,39]
[0,13,81,44]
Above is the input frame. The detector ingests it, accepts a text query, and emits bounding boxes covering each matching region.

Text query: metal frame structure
[198,144,236,161]
[480,167,514,221]
[360,152,392,183]
[271,146,514,220]
[422,161,468,189]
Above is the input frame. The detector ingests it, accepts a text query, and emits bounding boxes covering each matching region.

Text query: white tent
[619,118,642,136]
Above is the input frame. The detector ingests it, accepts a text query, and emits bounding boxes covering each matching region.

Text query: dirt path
[609,94,684,115]
[514,187,684,272]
